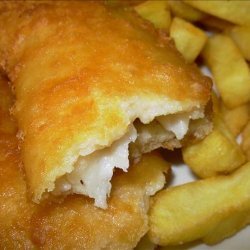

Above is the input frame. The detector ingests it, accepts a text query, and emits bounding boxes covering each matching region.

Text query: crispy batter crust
[0,1,211,201]
[0,73,168,249]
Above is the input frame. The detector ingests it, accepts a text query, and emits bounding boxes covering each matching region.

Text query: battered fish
[0,73,168,249]
[0,1,211,208]
[0,74,36,248]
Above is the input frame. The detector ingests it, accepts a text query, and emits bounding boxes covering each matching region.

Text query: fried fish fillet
[0,74,36,248]
[0,73,168,249]
[0,1,211,208]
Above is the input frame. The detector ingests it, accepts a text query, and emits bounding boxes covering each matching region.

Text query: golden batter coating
[30,153,168,249]
[0,74,35,248]
[0,73,168,249]
[0,1,211,205]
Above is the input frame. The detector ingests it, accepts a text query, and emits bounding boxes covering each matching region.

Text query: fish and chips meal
[0,0,249,249]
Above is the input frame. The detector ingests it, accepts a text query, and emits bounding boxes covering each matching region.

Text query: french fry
[202,34,250,108]
[227,26,250,61]
[168,0,205,22]
[184,0,250,26]
[149,162,250,246]
[220,102,249,137]
[242,121,250,161]
[134,1,171,31]
[170,17,207,63]
[182,114,246,178]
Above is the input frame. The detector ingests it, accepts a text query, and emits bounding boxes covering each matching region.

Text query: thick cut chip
[0,1,211,207]
[182,114,246,178]
[227,25,250,61]
[134,0,171,30]
[170,17,207,63]
[184,0,250,26]
[220,102,249,137]
[168,0,205,22]
[202,34,250,108]
[149,162,250,246]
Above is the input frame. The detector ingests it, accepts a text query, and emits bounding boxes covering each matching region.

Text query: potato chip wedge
[149,161,250,246]
[220,102,249,137]
[168,0,205,22]
[182,114,246,178]
[202,34,250,108]
[134,1,171,30]
[227,25,250,61]
[184,0,250,26]
[170,17,207,62]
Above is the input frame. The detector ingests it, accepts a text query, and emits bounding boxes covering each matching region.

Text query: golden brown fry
[242,121,250,161]
[134,0,171,30]
[184,0,250,26]
[149,161,250,246]
[220,102,249,137]
[168,0,205,22]
[227,25,250,61]
[202,34,250,108]
[182,115,246,178]
[0,1,211,204]
[170,17,207,63]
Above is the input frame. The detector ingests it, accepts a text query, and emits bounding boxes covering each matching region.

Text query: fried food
[227,25,250,61]
[202,34,250,108]
[220,102,249,137]
[168,0,205,23]
[30,152,168,249]
[0,72,169,248]
[184,0,250,26]
[170,17,207,63]
[182,113,246,178]
[134,0,171,31]
[0,73,36,248]
[149,161,250,246]
[0,1,211,207]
